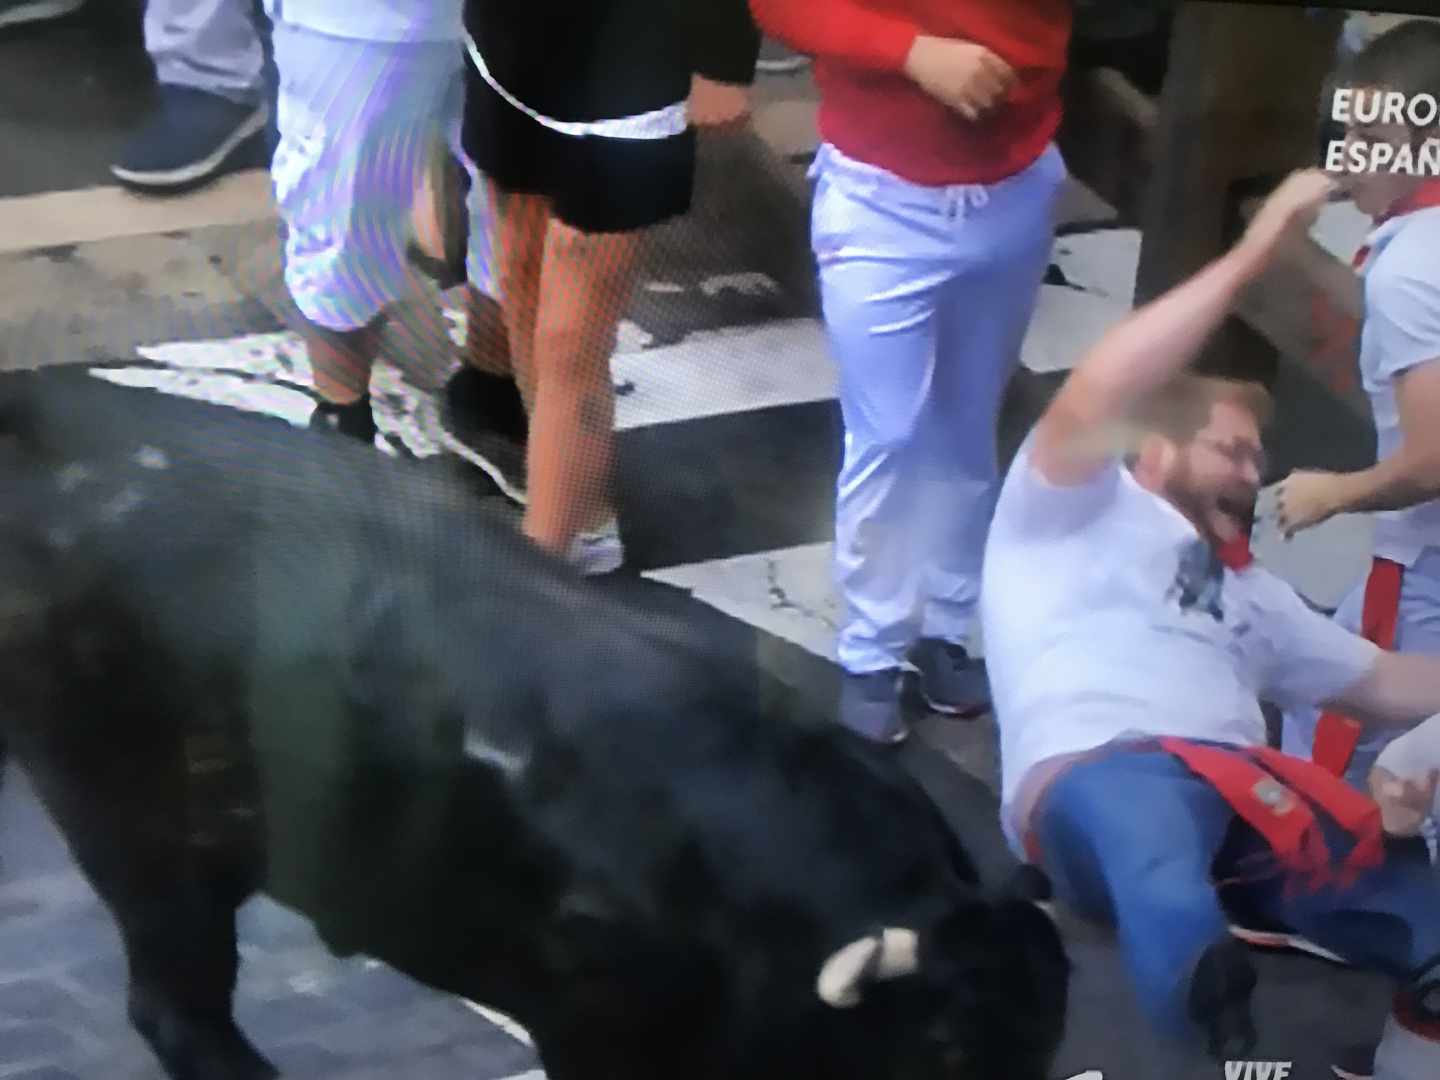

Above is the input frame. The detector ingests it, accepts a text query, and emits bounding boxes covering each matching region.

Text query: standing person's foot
[439,365,529,503]
[111,85,268,192]
[907,638,990,718]
[308,395,377,445]
[566,518,625,577]
[754,37,810,74]
[0,0,85,30]
[838,669,908,745]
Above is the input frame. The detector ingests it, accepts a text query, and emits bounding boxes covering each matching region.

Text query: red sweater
[751,0,1071,186]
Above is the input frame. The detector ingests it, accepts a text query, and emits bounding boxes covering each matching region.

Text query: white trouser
[1282,548,1440,788]
[810,142,1065,674]
[271,25,492,331]
[145,0,266,104]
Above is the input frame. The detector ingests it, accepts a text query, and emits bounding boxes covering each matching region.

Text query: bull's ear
[816,928,920,1008]
[1005,864,1058,923]
[1006,864,1054,903]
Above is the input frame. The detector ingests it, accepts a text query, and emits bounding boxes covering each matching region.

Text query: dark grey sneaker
[907,638,990,717]
[838,669,907,745]
[111,85,268,192]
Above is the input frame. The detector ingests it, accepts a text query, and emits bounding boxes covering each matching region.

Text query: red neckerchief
[1353,178,1440,267]
[1216,535,1254,572]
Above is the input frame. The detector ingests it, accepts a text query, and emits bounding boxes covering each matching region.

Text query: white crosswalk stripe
[74,214,1369,663]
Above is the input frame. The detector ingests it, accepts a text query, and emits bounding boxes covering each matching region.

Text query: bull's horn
[816,928,920,1008]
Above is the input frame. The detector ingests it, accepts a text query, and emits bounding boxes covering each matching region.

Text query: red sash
[1021,740,1385,894]
[1158,738,1384,892]
[1312,558,1405,777]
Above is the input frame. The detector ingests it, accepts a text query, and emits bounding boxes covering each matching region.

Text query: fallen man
[981,170,1440,1079]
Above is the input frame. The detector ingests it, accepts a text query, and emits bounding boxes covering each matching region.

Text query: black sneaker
[111,85,268,192]
[1331,1041,1376,1080]
[1188,938,1258,1062]
[0,0,84,29]
[1222,890,1349,965]
[308,395,376,445]
[907,638,990,718]
[1226,918,1348,965]
[439,367,528,504]
[838,669,908,745]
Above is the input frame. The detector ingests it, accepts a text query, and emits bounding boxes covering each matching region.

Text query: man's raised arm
[1030,170,1337,487]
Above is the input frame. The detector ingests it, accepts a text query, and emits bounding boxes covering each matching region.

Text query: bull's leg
[117,876,277,1080]
[22,750,276,1080]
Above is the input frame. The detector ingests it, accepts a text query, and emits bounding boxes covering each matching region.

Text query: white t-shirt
[263,0,463,43]
[981,440,1382,851]
[1358,205,1440,568]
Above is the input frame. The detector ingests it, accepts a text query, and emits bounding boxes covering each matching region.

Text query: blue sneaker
[0,0,85,30]
[111,85,268,191]
[907,638,990,718]
[838,669,908,746]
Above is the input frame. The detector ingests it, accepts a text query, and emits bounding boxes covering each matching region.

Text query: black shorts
[462,66,695,235]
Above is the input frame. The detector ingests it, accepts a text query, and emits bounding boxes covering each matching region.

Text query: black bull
[0,371,1068,1080]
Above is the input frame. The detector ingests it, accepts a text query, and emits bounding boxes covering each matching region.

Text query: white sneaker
[567,520,624,576]
[1373,1013,1440,1080]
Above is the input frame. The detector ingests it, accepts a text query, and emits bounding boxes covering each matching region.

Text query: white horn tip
[816,928,921,1008]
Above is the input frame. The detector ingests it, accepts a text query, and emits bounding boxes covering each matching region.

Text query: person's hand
[902,36,1016,121]
[1370,765,1440,836]
[688,76,751,132]
[1239,169,1336,261]
[1274,469,1345,538]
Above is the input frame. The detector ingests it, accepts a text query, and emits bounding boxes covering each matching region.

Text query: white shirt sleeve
[1249,573,1383,711]
[1367,266,1440,381]
[995,437,1123,541]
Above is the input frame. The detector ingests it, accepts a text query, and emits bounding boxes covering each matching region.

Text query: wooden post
[1135,2,1343,383]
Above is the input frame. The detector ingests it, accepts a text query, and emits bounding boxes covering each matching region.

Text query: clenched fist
[902,36,1016,121]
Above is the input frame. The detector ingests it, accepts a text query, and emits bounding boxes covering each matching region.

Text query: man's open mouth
[1216,496,1256,531]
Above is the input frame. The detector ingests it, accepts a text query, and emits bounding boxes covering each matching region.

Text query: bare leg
[493,186,550,413]
[523,216,644,553]
[307,315,385,406]
[465,284,513,378]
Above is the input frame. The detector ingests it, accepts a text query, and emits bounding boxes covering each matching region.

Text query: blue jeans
[1033,749,1440,1042]
[809,142,1066,674]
